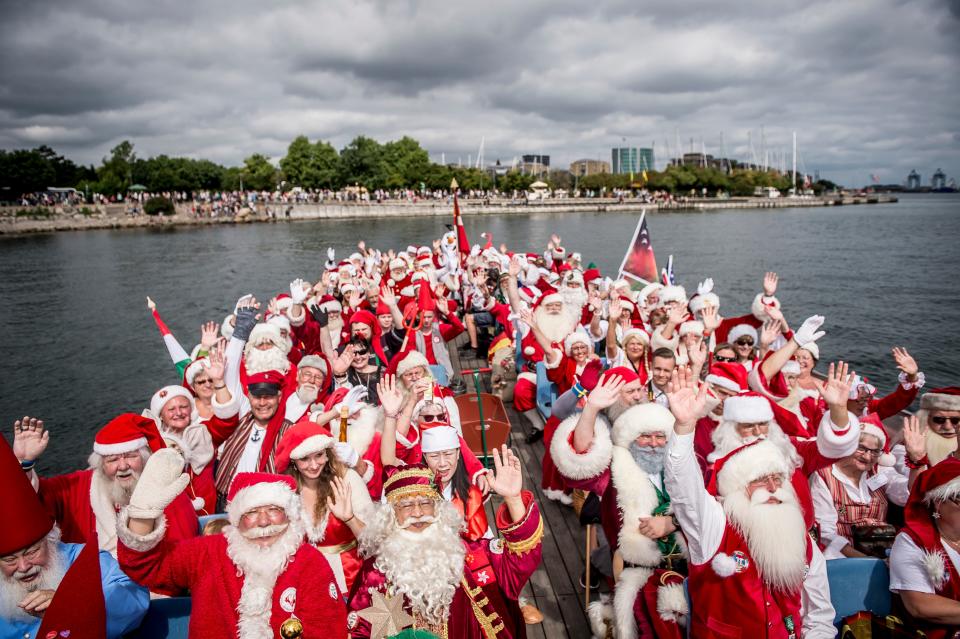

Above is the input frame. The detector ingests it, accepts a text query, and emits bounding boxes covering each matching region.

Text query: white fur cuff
[549,413,613,481]
[657,582,688,625]
[816,411,860,459]
[116,508,168,553]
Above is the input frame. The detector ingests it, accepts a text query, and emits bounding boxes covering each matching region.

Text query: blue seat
[826,557,891,624]
[535,361,557,420]
[127,596,191,638]
[683,578,691,639]
[197,513,228,534]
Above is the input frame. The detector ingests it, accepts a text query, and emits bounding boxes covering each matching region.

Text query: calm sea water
[2,193,958,472]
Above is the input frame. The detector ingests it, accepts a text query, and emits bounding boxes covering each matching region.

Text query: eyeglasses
[747,473,784,489]
[0,541,44,566]
[735,339,755,347]
[419,414,444,422]
[299,371,325,384]
[932,416,960,426]
[714,355,736,363]
[240,506,286,523]
[353,350,369,357]
[102,451,142,464]
[394,498,436,515]
[194,378,213,386]
[856,445,882,457]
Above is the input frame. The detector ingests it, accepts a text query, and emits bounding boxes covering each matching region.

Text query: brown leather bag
[852,523,897,558]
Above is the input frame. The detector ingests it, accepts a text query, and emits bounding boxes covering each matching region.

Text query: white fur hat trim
[226,481,299,527]
[658,285,687,306]
[721,395,773,423]
[716,439,791,497]
[421,426,460,453]
[564,332,592,356]
[679,320,704,337]
[396,351,430,378]
[611,404,675,448]
[727,324,758,344]
[290,434,335,461]
[150,385,195,419]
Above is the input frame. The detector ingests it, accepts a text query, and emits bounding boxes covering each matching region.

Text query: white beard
[360,501,466,626]
[244,344,291,375]
[327,319,345,348]
[559,286,587,314]
[295,384,319,405]
[710,420,801,468]
[533,306,578,344]
[225,518,305,639]
[95,467,139,507]
[723,487,808,593]
[927,429,958,466]
[0,538,68,624]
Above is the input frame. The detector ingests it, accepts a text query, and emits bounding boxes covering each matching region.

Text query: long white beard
[711,421,801,468]
[95,467,140,507]
[533,307,578,344]
[360,502,466,626]
[0,539,68,623]
[244,344,291,375]
[559,287,587,314]
[927,429,958,466]
[225,519,305,639]
[327,319,345,348]
[295,384,319,405]
[723,487,808,593]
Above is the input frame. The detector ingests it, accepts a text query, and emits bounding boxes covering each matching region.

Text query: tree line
[0,135,835,200]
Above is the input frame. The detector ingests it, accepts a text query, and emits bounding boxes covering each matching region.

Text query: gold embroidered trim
[499,500,532,534]
[316,539,357,555]
[462,578,503,638]
[505,516,544,555]
[384,485,440,503]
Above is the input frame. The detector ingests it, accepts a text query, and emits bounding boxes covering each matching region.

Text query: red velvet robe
[347,492,543,638]
[119,534,346,638]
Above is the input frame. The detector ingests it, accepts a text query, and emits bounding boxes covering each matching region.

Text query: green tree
[97,140,136,195]
[280,136,340,189]
[381,136,431,189]
[240,154,277,191]
[338,136,385,189]
[0,149,56,196]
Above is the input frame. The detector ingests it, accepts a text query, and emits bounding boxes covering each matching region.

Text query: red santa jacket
[119,533,346,639]
[688,524,811,638]
[347,492,543,639]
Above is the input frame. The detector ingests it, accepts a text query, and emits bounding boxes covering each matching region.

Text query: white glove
[327,247,335,262]
[289,278,309,304]
[341,385,368,413]
[127,449,190,519]
[470,244,481,257]
[794,315,826,346]
[333,442,359,467]
[697,278,714,296]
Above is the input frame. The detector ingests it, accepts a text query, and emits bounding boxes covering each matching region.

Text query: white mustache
[14,566,40,582]
[240,522,289,539]
[399,515,436,529]
[750,487,792,505]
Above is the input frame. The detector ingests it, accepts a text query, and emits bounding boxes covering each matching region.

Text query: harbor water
[1,193,958,472]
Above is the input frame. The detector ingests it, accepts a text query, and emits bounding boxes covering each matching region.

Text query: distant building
[907,170,921,190]
[637,148,655,172]
[520,154,549,176]
[569,159,610,176]
[932,168,946,190]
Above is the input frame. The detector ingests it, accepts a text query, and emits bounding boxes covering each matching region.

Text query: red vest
[688,524,810,638]
[901,528,960,639]
[817,468,887,540]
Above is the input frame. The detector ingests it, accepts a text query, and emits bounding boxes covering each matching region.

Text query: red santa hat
[562,269,584,286]
[244,370,285,396]
[421,425,460,453]
[225,472,299,527]
[658,285,687,307]
[689,293,720,315]
[563,332,592,356]
[395,350,430,378]
[35,534,107,639]
[274,293,294,314]
[601,366,641,385]
[583,268,601,285]
[901,457,960,588]
[389,257,407,271]
[618,298,636,314]
[184,358,206,387]
[705,362,749,394]
[0,435,54,555]
[376,297,391,316]
[93,413,166,456]
[848,375,877,399]
[920,387,960,412]
[611,403,675,448]
[350,309,377,332]
[727,324,758,344]
[721,393,773,424]
[383,464,440,503]
[539,291,562,307]
[318,294,342,313]
[679,320,704,337]
[150,384,195,419]
[709,439,793,498]
[859,414,896,467]
[274,421,335,473]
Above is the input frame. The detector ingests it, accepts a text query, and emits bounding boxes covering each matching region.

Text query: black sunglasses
[932,416,960,426]
[735,339,755,347]
[420,414,444,422]
[714,355,736,363]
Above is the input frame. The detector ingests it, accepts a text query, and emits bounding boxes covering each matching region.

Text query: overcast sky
[1,0,957,186]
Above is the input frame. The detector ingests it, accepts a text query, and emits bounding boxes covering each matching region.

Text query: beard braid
[629,443,666,475]
[296,383,319,405]
[533,306,578,344]
[723,486,808,593]
[559,287,587,315]
[360,501,466,626]
[0,535,68,623]
[225,517,305,639]
[927,429,958,466]
[244,344,291,375]
[710,420,801,468]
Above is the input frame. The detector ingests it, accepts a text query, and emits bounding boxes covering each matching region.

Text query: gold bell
[279,616,304,638]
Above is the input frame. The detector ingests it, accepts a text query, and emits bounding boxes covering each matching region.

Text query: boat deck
[450,333,597,638]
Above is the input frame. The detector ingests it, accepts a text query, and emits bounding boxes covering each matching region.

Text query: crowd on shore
[4,227,958,639]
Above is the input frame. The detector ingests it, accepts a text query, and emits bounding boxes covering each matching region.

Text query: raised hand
[435,296,450,316]
[357,240,366,253]
[327,475,355,522]
[700,305,721,332]
[759,320,780,349]
[667,303,686,326]
[518,307,535,327]
[379,285,397,307]
[146,296,157,311]
[763,271,779,296]
[665,367,709,426]
[327,247,336,262]
[488,445,523,499]
[342,385,369,413]
[688,341,708,369]
[550,234,562,248]
[377,375,404,416]
[13,416,48,462]
[508,257,522,278]
[290,278,309,304]
[902,415,927,463]
[127,449,190,519]
[202,348,226,383]
[200,321,219,350]
[793,315,825,346]
[892,347,919,378]
[608,297,623,321]
[432,238,441,251]
[586,375,624,410]
[816,361,855,407]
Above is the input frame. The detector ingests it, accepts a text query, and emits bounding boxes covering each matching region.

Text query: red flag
[618,211,658,284]
[36,535,107,639]
[453,193,470,265]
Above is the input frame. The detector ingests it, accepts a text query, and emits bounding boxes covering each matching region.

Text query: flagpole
[617,209,646,281]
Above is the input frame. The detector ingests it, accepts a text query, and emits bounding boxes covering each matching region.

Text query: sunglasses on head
[714,355,736,363]
[735,338,755,346]
[932,416,960,426]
